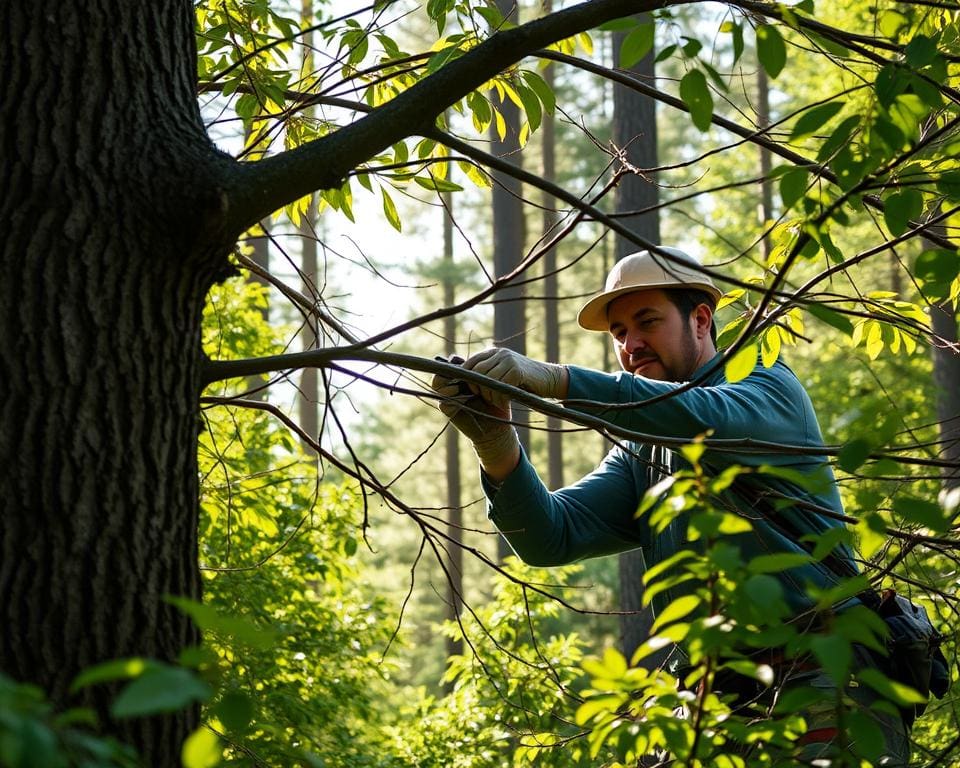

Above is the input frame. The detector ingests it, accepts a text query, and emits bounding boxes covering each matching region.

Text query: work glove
[462,347,568,409]
[431,355,519,467]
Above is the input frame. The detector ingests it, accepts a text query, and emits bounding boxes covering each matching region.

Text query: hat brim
[577,281,724,332]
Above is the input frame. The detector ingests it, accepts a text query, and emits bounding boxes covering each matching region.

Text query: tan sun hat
[577,247,723,332]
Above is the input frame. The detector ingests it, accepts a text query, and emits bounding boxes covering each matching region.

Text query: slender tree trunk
[491,0,528,561]
[541,28,564,491]
[0,5,232,763]
[442,182,465,678]
[612,16,661,665]
[932,301,960,491]
[299,210,320,452]
[245,149,271,400]
[298,0,320,452]
[757,65,774,259]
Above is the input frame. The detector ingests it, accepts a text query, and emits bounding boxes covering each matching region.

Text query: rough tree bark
[0,4,234,763]
[611,16,662,665]
[490,0,529,561]
[540,9,565,491]
[0,0,667,760]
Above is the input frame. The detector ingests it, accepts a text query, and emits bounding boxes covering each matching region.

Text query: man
[431,247,910,764]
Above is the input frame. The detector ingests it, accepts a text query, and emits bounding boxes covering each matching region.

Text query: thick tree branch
[201,348,960,473]
[223,0,673,236]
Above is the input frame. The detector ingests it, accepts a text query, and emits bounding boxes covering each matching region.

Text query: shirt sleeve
[484,444,650,566]
[564,360,824,470]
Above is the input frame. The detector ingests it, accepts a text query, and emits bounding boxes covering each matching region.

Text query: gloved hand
[430,356,519,468]
[462,348,568,409]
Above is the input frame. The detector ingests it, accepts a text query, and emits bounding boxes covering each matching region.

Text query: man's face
[606,289,703,382]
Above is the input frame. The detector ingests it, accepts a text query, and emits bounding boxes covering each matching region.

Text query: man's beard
[661,324,699,382]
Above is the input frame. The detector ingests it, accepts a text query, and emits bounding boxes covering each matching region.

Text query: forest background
[1,0,959,766]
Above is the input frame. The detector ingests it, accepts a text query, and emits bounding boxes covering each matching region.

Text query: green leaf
[883,188,924,236]
[520,70,555,115]
[875,64,908,109]
[936,170,960,201]
[516,83,542,131]
[70,658,149,693]
[810,633,852,684]
[724,341,758,383]
[182,727,221,768]
[414,175,463,193]
[806,303,853,335]
[643,549,697,585]
[651,594,701,634]
[837,437,872,472]
[620,23,655,68]
[111,666,211,719]
[727,21,744,64]
[905,34,940,68]
[756,25,786,79]
[467,90,492,132]
[760,329,780,367]
[811,228,845,264]
[858,667,927,706]
[816,115,859,162]
[680,440,706,465]
[214,692,255,732]
[807,31,849,57]
[743,573,786,614]
[790,102,844,141]
[879,10,909,40]
[915,249,960,285]
[779,168,809,210]
[893,496,949,532]
[872,115,906,152]
[681,37,703,59]
[474,4,505,30]
[888,94,928,144]
[655,44,677,63]
[235,93,260,121]
[679,69,713,132]
[583,646,628,680]
[381,188,401,232]
[165,595,276,649]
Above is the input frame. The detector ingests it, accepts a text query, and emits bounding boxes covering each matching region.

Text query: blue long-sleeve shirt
[483,353,853,615]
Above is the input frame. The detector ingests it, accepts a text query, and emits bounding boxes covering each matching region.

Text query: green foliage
[199,277,402,767]
[385,560,609,768]
[0,675,137,768]
[563,452,946,766]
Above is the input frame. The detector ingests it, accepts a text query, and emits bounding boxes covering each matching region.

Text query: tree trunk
[612,16,661,665]
[491,0,528,562]
[932,301,960,491]
[442,183,465,677]
[541,33,564,491]
[298,0,320,449]
[299,208,320,452]
[757,65,774,260]
[0,5,231,763]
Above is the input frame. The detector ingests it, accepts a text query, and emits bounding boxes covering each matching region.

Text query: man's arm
[484,443,649,566]
[478,435,521,482]
[564,360,825,465]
